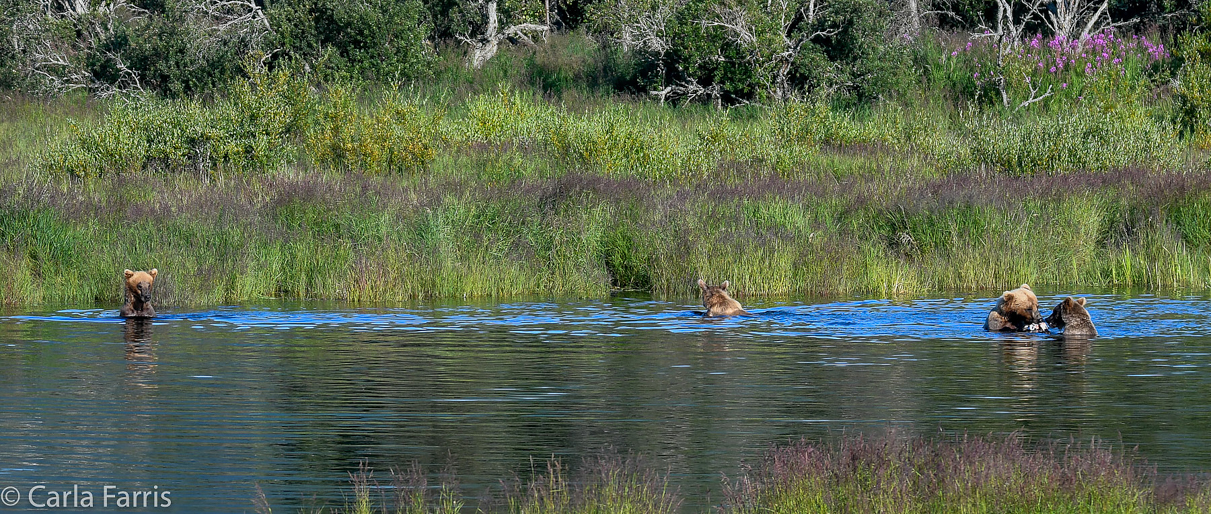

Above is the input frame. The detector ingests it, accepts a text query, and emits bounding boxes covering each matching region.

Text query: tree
[460,0,551,68]
[10,0,272,97]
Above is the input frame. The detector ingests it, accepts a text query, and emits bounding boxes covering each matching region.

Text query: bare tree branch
[1015,73,1053,111]
[699,6,757,47]
[18,0,146,97]
[16,0,272,97]
[462,0,550,69]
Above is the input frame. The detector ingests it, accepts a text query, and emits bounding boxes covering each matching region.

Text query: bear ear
[1001,291,1013,301]
[1019,284,1032,290]
[1063,296,1076,307]
[149,269,158,278]
[1076,297,1086,306]
[697,279,706,290]
[721,280,729,290]
[124,269,134,279]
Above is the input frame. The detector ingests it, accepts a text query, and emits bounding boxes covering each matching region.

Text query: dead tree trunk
[464,0,550,69]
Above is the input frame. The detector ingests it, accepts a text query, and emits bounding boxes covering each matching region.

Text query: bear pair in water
[984,283,1097,337]
[699,279,1097,337]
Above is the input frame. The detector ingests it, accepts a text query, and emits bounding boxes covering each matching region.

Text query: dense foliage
[7,0,1211,305]
[0,0,1200,104]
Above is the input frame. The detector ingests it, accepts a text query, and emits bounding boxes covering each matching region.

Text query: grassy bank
[255,433,1211,513]
[9,162,1211,306]
[3,57,1211,306]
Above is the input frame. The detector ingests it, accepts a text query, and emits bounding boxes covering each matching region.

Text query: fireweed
[942,30,1170,108]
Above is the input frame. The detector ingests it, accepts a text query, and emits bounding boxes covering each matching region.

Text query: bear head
[124,269,158,303]
[698,279,732,308]
[1045,296,1096,337]
[997,283,1041,325]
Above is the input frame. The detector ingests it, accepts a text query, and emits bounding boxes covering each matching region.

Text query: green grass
[255,433,1211,514]
[722,432,1211,514]
[7,163,1211,306]
[2,62,1211,306]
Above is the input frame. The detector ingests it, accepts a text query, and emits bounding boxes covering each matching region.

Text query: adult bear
[120,269,158,319]
[697,279,750,317]
[1045,296,1097,338]
[983,283,1046,332]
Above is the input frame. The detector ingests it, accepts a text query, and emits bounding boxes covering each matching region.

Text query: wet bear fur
[984,283,1046,332]
[698,279,749,317]
[121,269,158,319]
[1045,296,1097,338]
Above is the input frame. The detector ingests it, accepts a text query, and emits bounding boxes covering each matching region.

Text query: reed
[723,432,1211,514]
[9,163,1211,305]
[255,433,1211,513]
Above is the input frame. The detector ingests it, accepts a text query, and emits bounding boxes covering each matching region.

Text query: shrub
[39,64,311,177]
[119,5,255,98]
[460,86,556,144]
[1176,32,1211,147]
[965,105,1183,174]
[941,30,1171,111]
[306,87,441,174]
[546,107,683,177]
[267,0,434,84]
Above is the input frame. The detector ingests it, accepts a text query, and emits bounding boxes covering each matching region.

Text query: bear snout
[1045,312,1061,328]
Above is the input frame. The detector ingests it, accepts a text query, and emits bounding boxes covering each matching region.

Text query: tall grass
[500,455,680,514]
[8,163,1211,305]
[3,32,1211,305]
[254,433,1211,513]
[26,60,1191,182]
[724,432,1211,514]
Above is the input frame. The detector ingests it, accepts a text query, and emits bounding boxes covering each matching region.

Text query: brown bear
[1045,296,1097,338]
[698,279,750,317]
[120,269,158,319]
[983,283,1046,332]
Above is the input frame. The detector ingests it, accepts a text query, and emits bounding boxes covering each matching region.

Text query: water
[2,291,1211,511]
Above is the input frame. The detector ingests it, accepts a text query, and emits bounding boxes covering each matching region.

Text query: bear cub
[698,279,749,317]
[984,283,1047,332]
[1045,296,1097,338]
[121,268,158,319]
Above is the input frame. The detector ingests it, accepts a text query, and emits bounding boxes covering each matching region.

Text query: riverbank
[4,82,1211,306]
[256,432,1211,513]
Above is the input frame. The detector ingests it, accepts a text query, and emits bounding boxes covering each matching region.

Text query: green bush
[39,64,311,177]
[119,5,252,98]
[596,0,909,105]
[546,107,683,177]
[268,0,435,84]
[965,105,1183,174]
[0,0,34,92]
[1177,32,1211,147]
[306,87,441,174]
[802,0,911,104]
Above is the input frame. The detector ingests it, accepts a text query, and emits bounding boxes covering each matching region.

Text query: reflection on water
[124,319,158,388]
[2,291,1211,511]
